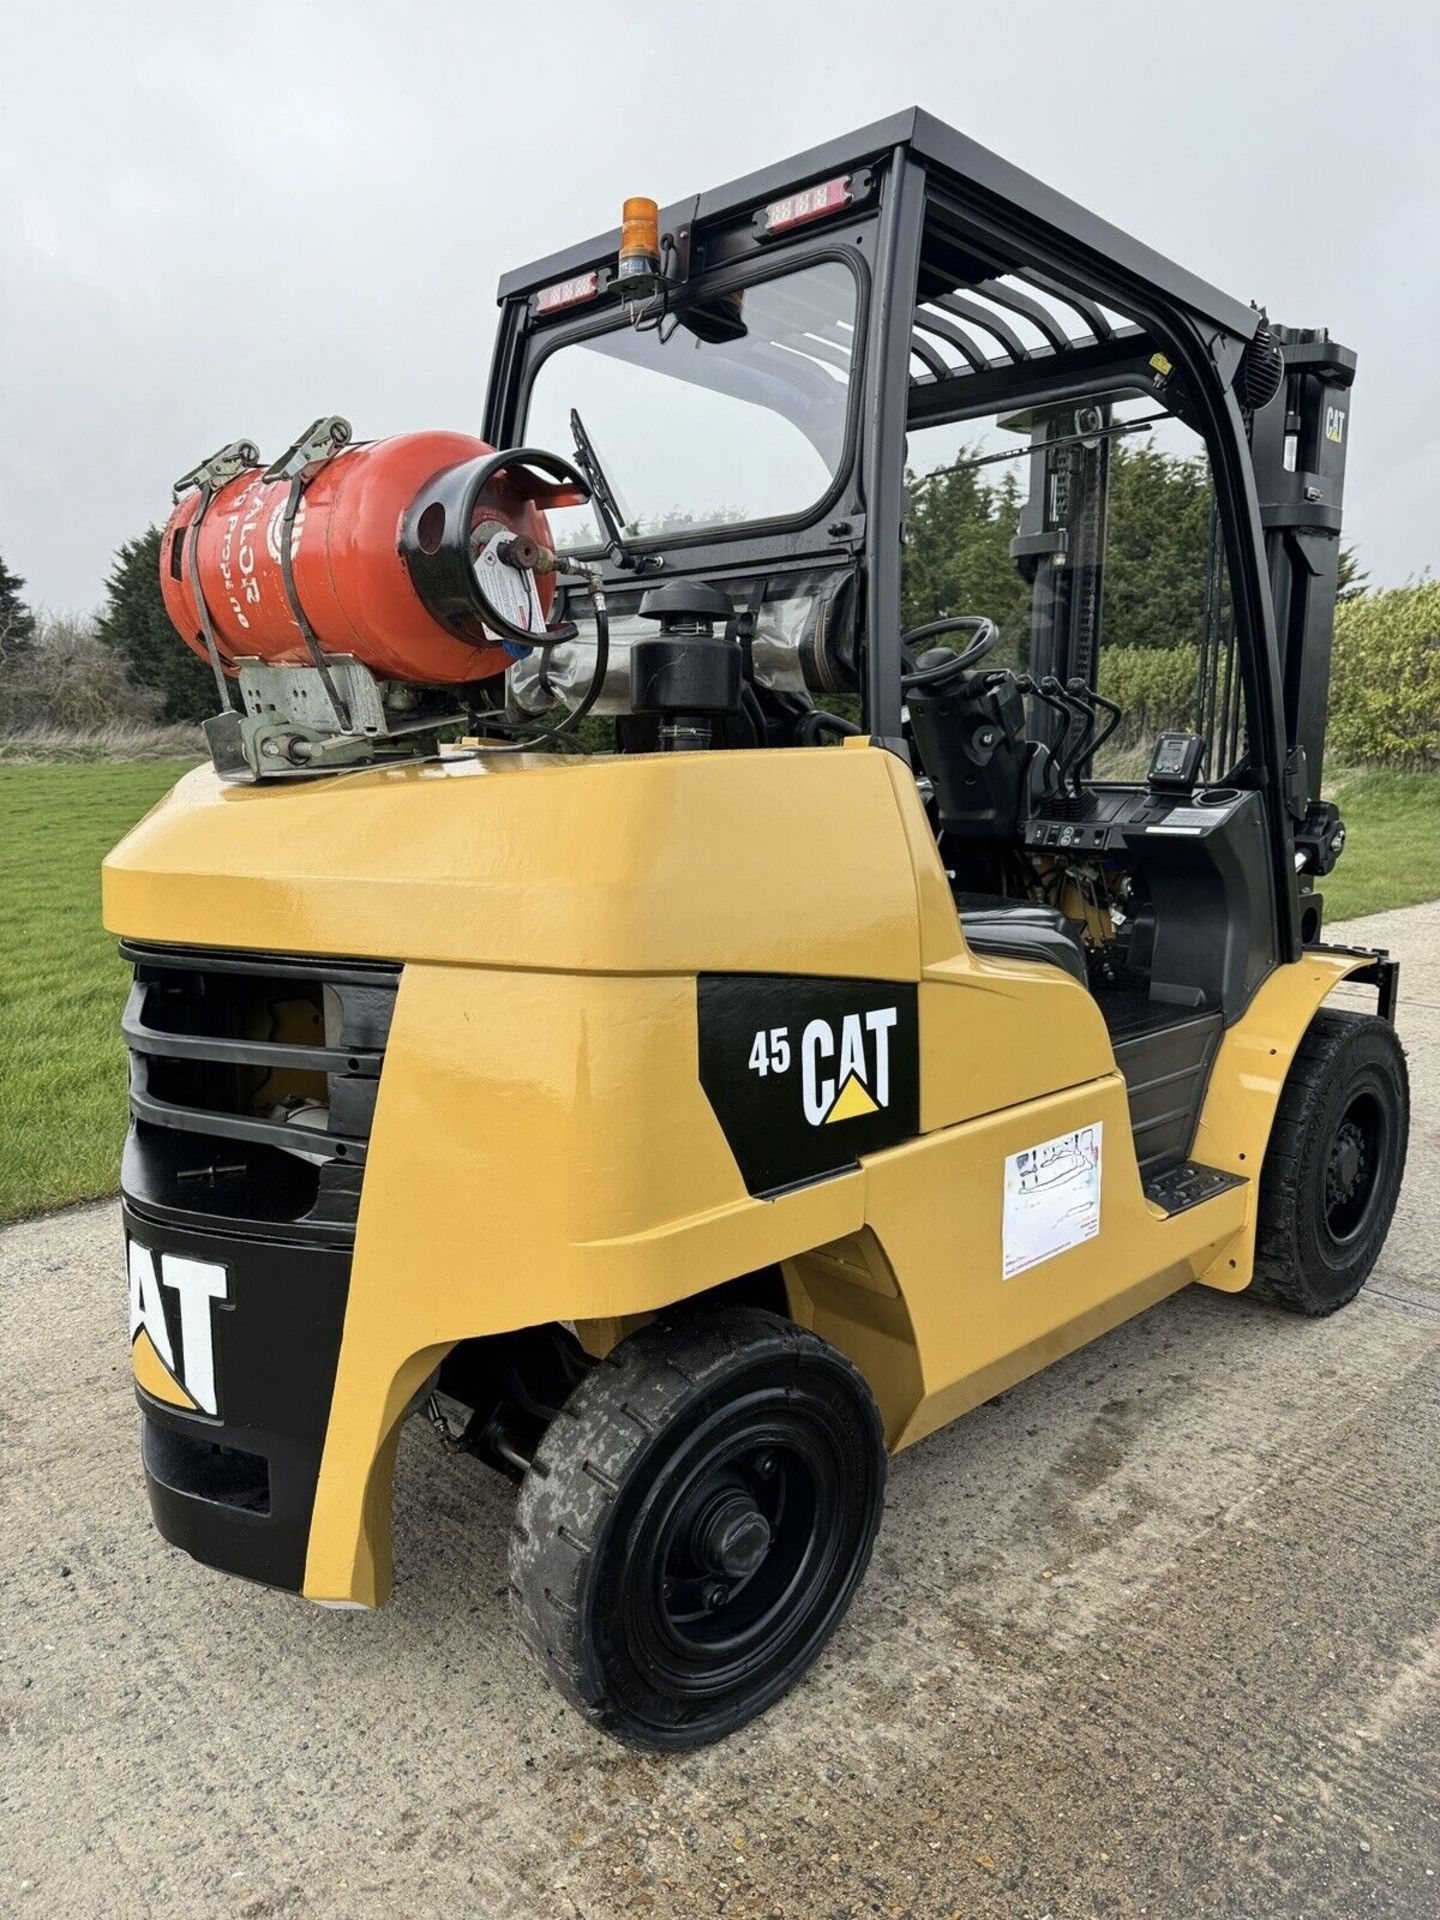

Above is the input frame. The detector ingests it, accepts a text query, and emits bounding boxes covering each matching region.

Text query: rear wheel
[1251,1009,1408,1315]
[509,1306,886,1751]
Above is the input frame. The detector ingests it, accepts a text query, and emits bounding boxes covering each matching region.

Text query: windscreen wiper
[570,408,640,572]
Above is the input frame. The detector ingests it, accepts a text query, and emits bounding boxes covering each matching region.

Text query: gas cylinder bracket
[203,656,467,784]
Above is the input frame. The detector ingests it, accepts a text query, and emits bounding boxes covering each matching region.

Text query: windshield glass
[523,257,858,547]
[904,395,1247,780]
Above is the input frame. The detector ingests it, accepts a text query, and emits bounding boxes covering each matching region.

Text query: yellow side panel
[863,1075,1247,1450]
[879,746,1117,1130]
[876,745,966,969]
[918,954,1114,1132]
[302,962,1254,1601]
[303,966,870,1604]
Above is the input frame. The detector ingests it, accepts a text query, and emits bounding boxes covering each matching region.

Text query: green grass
[1322,770,1440,921]
[0,758,1435,1224]
[0,763,195,1221]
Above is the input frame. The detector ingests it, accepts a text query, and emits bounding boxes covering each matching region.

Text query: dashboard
[1021,784,1250,857]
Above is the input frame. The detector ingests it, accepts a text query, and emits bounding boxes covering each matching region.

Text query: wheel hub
[692,1489,773,1579]
[1327,1118,1367,1210]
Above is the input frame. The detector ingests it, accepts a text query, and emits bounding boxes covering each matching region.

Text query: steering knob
[915,647,958,674]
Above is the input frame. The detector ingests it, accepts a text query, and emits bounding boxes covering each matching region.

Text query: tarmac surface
[4,902,1438,1920]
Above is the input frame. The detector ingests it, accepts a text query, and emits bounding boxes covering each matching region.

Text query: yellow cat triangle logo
[825,1072,879,1123]
[131,1325,199,1410]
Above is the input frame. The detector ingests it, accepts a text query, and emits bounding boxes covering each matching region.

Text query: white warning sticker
[473,527,545,636]
[1003,1123,1103,1278]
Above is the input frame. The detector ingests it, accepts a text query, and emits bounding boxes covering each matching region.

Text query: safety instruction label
[1148,804,1232,835]
[1003,1123,1103,1278]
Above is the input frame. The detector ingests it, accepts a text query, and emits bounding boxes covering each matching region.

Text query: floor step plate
[1144,1160,1247,1217]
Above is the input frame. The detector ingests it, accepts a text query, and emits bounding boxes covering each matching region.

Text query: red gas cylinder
[159,431,557,686]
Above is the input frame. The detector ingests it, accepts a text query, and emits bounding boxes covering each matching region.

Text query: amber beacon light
[617,195,662,292]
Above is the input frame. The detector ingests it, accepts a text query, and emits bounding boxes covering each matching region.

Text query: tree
[0,613,161,732]
[901,454,1032,671]
[1100,443,1217,651]
[97,527,217,722]
[0,550,36,661]
[1337,544,1369,602]
[901,438,1226,671]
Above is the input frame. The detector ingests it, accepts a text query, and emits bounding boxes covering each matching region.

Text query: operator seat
[953,891,1089,988]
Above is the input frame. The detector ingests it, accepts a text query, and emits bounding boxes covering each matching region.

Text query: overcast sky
[2,0,1436,613]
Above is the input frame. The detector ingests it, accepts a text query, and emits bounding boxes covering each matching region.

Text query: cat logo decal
[699,977,919,1196]
[128,1241,229,1417]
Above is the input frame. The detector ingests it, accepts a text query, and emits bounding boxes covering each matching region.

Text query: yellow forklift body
[104,746,1367,1607]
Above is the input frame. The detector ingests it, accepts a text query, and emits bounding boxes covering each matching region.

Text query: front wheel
[509,1307,886,1751]
[1251,1008,1409,1315]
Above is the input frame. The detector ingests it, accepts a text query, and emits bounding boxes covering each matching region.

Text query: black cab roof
[496,106,1260,345]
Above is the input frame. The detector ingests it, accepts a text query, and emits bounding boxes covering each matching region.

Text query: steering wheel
[899,615,999,690]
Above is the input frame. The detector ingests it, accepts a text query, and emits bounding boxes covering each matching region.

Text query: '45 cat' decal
[699,977,919,1196]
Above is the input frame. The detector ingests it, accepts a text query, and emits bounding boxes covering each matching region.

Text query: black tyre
[509,1306,886,1751]
[1251,1009,1408,1315]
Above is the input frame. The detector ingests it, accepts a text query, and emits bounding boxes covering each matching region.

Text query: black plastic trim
[126,1202,351,1593]
[1107,1006,1224,1176]
[118,940,401,987]
[120,941,397,1238]
[127,1054,369,1165]
[123,982,382,1077]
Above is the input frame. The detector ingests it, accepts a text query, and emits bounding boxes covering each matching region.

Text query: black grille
[120,942,400,1244]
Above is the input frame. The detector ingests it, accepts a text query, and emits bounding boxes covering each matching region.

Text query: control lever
[1072,680,1122,780]
[1039,675,1087,793]
[1056,680,1097,794]
[1016,674,1071,799]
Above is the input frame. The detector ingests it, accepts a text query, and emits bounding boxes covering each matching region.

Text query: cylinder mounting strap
[257,418,356,732]
[186,485,236,714]
[276,474,351,731]
[173,438,261,716]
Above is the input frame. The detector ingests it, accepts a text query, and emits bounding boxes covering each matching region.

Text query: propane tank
[159,431,558,686]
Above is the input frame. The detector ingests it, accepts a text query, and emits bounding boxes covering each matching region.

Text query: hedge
[1329,578,1440,768]
[1094,579,1439,769]
[1098,643,1202,744]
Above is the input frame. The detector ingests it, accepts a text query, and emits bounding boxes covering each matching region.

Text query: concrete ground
[3,904,1438,1920]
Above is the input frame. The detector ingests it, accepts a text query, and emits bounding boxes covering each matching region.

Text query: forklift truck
[104,109,1408,1750]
